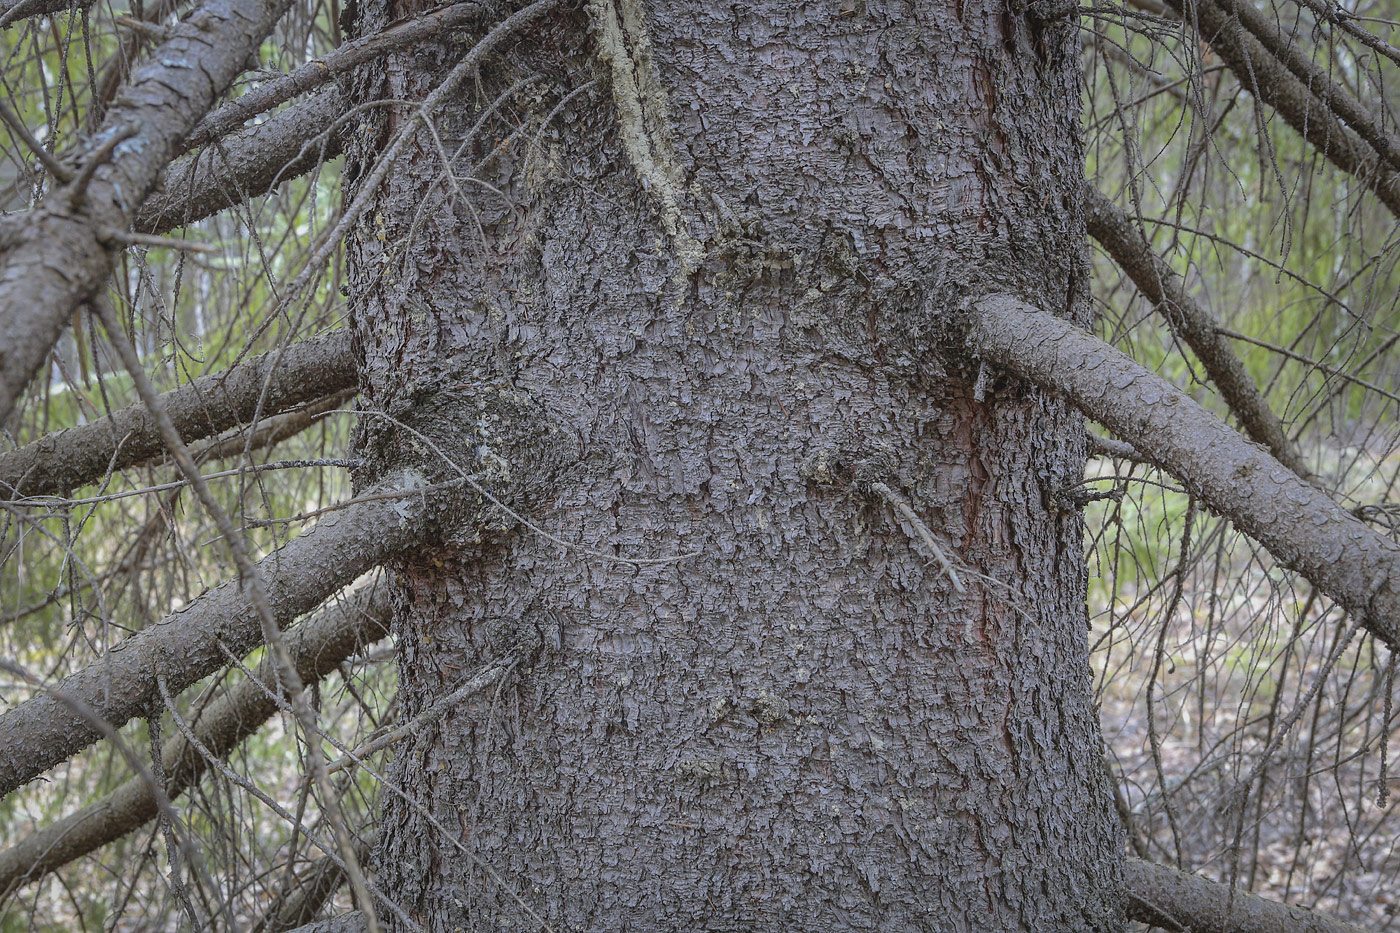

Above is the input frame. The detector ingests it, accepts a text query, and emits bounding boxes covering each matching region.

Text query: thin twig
[867,481,966,594]
[91,298,380,933]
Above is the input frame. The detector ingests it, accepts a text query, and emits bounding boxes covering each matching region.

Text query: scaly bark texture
[347,0,1122,929]
[1124,858,1374,933]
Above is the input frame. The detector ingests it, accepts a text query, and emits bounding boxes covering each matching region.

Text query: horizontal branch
[137,87,346,234]
[183,3,480,153]
[1084,188,1310,479]
[1162,0,1400,217]
[0,583,390,893]
[195,390,354,463]
[0,0,90,27]
[967,294,1400,647]
[0,474,431,798]
[0,329,354,498]
[1125,858,1372,933]
[0,0,297,423]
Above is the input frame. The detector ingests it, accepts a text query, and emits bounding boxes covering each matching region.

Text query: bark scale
[346,0,1123,928]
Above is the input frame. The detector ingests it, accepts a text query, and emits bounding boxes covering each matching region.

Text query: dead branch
[1162,0,1400,216]
[182,2,482,154]
[0,473,431,798]
[137,87,346,234]
[254,833,375,933]
[0,0,89,28]
[1213,0,1400,173]
[0,0,298,424]
[0,584,390,893]
[0,329,354,499]
[194,390,356,463]
[282,914,369,933]
[967,294,1400,648]
[1085,187,1310,480]
[1124,857,1373,932]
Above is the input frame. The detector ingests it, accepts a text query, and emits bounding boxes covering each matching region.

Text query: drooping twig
[91,297,381,932]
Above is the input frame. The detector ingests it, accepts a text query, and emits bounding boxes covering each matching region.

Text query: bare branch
[0,0,299,424]
[967,294,1400,647]
[255,833,375,933]
[1163,0,1400,216]
[1085,188,1311,479]
[0,329,354,499]
[138,87,346,234]
[1124,858,1373,932]
[0,473,432,799]
[0,584,390,894]
[194,390,355,463]
[1213,0,1400,174]
[183,2,482,153]
[0,0,89,28]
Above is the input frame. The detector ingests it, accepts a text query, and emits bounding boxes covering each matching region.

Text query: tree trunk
[344,0,1124,928]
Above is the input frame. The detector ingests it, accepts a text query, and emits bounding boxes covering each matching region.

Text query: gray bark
[1084,188,1309,479]
[966,294,1400,647]
[0,329,354,498]
[1124,858,1374,933]
[137,88,346,234]
[0,0,87,26]
[0,475,428,797]
[0,0,296,423]
[283,914,369,933]
[0,584,390,894]
[347,0,1123,928]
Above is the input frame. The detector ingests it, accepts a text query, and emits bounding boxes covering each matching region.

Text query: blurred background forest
[0,0,1398,927]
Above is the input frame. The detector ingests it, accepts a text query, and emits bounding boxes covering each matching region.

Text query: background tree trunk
[345,0,1124,928]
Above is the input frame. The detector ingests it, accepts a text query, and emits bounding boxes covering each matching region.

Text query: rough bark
[0,584,390,893]
[347,0,1122,929]
[0,0,87,26]
[1124,858,1374,933]
[1084,188,1309,479]
[136,88,346,234]
[1164,0,1400,216]
[283,914,369,933]
[0,0,296,423]
[966,294,1400,647]
[0,329,354,498]
[0,475,428,797]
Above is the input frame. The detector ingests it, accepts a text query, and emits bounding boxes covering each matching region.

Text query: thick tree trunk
[345,0,1123,928]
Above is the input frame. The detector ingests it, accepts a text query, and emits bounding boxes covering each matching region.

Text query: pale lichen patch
[587,0,703,275]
